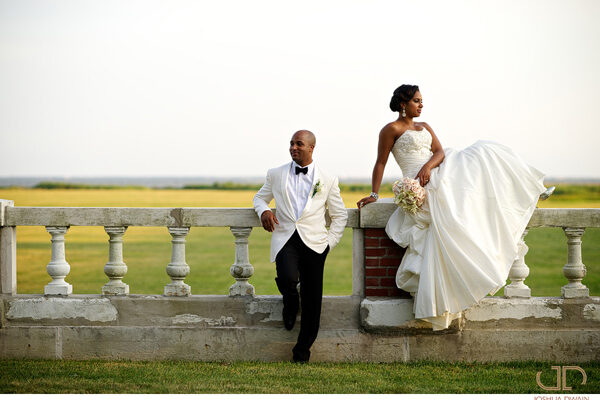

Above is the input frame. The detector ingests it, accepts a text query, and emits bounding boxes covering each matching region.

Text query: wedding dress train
[384,129,546,330]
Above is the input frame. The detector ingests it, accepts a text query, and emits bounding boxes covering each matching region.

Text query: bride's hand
[357,196,376,209]
[416,165,432,187]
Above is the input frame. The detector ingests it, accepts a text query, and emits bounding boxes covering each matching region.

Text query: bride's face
[405,91,423,118]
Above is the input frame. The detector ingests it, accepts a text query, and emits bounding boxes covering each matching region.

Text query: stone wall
[2,295,599,362]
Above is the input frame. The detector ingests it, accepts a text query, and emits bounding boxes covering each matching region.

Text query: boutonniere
[312,180,322,198]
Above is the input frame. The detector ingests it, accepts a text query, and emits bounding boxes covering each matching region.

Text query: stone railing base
[1,295,598,362]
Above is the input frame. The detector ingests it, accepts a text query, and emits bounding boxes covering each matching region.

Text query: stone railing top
[1,206,360,228]
[1,202,599,229]
[358,202,600,229]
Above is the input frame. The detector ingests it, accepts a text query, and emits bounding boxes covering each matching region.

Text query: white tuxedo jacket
[253,162,348,262]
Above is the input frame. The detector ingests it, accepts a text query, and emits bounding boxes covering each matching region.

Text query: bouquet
[392,177,426,214]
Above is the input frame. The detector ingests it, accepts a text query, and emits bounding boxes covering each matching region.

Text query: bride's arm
[357,125,398,208]
[415,123,445,186]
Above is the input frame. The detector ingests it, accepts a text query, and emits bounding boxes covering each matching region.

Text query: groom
[253,130,347,363]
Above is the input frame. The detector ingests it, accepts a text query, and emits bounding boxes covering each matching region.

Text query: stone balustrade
[0,199,598,362]
[0,204,361,296]
[0,201,598,299]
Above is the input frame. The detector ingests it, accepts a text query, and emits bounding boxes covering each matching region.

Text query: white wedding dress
[385,129,546,330]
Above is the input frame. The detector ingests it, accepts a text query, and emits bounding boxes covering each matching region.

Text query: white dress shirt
[287,161,315,219]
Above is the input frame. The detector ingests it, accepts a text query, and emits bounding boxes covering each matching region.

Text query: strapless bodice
[391,129,433,178]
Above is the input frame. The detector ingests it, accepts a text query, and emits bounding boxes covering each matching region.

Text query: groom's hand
[260,210,279,232]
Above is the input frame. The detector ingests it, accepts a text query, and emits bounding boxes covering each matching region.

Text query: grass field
[0,187,598,297]
[1,359,598,394]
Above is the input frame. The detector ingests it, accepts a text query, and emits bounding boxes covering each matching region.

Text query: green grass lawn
[1,359,598,394]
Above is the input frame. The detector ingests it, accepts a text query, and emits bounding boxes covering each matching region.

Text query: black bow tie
[295,166,308,175]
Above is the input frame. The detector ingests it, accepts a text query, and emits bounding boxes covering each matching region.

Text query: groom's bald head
[293,130,316,146]
[289,130,315,166]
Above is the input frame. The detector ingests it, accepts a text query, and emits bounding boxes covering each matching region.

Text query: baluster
[44,226,72,295]
[164,227,191,296]
[229,227,255,296]
[561,227,589,298]
[1,199,17,295]
[102,226,129,295]
[504,229,531,298]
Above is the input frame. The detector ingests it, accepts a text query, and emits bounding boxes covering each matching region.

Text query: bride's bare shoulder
[416,121,435,134]
[380,121,405,139]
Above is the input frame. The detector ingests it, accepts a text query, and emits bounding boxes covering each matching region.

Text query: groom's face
[289,131,314,166]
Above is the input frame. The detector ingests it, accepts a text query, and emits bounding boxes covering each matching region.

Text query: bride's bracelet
[370,192,379,200]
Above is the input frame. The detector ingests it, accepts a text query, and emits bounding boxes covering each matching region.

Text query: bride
[357,84,552,330]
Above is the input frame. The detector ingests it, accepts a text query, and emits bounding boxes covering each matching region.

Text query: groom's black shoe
[292,347,310,363]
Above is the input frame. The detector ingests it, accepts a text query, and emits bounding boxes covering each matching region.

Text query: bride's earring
[402,107,406,118]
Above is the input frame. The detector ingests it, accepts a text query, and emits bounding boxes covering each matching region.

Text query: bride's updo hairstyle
[390,84,419,112]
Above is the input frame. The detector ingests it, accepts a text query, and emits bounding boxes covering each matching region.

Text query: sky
[1,0,599,181]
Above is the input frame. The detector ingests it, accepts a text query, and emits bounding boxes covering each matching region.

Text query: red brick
[380,277,396,287]
[365,248,386,257]
[386,247,405,257]
[365,267,387,276]
[388,287,411,298]
[365,258,380,267]
[364,238,380,248]
[364,229,388,238]
[365,278,380,286]
[387,267,398,276]
[366,288,389,297]
[380,257,401,266]
[379,238,398,248]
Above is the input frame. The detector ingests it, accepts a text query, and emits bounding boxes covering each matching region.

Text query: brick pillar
[364,228,411,298]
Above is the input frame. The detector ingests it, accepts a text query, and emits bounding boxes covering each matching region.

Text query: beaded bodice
[391,129,433,179]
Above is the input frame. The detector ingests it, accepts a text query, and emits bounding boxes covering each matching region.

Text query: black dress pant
[275,230,329,362]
